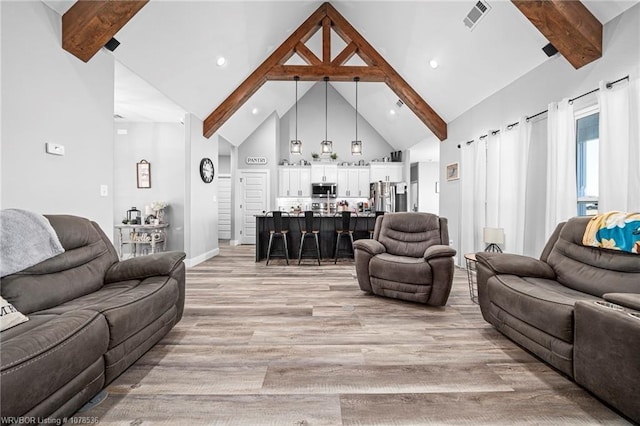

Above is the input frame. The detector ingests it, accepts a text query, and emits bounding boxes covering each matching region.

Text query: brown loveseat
[476,216,640,423]
[353,212,456,306]
[0,215,186,423]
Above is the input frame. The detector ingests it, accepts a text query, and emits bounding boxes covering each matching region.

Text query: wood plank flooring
[74,244,631,425]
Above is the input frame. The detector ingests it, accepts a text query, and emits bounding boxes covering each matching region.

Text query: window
[575,106,599,216]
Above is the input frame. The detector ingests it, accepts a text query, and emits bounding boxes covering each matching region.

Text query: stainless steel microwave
[312,183,337,198]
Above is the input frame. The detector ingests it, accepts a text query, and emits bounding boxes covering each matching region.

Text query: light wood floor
[77,244,630,425]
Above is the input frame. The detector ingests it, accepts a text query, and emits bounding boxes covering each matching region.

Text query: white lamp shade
[321,140,333,154]
[290,140,302,154]
[351,140,362,155]
[483,227,505,244]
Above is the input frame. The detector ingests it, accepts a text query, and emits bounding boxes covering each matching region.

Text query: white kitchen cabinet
[337,167,370,197]
[278,167,311,197]
[311,164,337,183]
[369,163,403,182]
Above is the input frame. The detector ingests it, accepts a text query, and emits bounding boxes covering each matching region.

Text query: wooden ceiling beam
[295,42,322,66]
[266,65,386,82]
[322,16,332,64]
[331,42,358,66]
[203,5,325,138]
[512,0,602,69]
[325,3,446,141]
[62,0,148,63]
[203,2,448,141]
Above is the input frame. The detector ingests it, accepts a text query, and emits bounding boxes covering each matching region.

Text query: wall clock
[199,158,214,183]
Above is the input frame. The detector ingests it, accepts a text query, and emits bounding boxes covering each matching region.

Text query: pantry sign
[246,156,267,165]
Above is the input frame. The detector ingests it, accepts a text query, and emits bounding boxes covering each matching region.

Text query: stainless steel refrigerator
[370,181,407,212]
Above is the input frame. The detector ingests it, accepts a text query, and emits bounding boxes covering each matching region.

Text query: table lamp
[483,227,504,252]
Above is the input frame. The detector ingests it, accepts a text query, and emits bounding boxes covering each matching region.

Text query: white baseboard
[184,248,220,268]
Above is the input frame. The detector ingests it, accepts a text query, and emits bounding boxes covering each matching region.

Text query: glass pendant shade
[321,77,332,154]
[290,76,302,154]
[351,77,362,155]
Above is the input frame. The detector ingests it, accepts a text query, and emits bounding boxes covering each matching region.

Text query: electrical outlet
[45,142,65,156]
[449,239,454,246]
[100,185,108,197]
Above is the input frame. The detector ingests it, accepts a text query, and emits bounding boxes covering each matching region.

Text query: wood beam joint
[203,1,448,141]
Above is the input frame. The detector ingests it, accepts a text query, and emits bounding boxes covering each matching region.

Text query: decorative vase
[155,209,165,224]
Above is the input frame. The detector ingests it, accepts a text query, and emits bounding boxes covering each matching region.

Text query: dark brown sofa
[0,215,186,423]
[353,212,456,306]
[476,216,640,423]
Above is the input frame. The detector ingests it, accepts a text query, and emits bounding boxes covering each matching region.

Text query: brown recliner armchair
[353,212,456,306]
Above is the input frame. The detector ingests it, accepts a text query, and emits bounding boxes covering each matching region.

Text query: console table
[114,223,169,258]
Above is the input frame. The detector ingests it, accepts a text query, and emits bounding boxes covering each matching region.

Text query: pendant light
[351,76,362,155]
[320,77,333,154]
[290,76,302,154]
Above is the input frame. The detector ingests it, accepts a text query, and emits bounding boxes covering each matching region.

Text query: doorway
[238,169,269,244]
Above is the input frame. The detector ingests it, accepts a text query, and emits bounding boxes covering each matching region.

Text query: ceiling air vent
[396,99,404,108]
[464,1,491,31]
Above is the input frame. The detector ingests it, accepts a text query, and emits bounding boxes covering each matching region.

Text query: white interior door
[240,170,269,245]
[218,175,231,239]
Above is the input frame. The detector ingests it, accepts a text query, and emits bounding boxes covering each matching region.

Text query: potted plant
[311,152,319,161]
[330,153,338,161]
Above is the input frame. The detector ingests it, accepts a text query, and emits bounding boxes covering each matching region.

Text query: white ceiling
[43,0,638,160]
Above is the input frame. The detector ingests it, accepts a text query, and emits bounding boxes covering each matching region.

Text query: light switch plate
[100,185,108,197]
[45,142,65,156]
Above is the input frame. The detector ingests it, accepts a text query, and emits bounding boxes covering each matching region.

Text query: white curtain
[545,99,576,237]
[598,79,640,212]
[460,139,486,257]
[485,133,500,229]
[498,118,532,254]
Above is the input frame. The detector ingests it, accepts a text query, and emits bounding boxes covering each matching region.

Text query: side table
[464,253,479,304]
[114,223,169,259]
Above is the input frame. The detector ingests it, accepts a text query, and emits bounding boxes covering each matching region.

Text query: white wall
[184,113,219,266]
[278,82,395,164]
[1,1,115,236]
[440,4,640,264]
[113,122,186,252]
[237,112,278,209]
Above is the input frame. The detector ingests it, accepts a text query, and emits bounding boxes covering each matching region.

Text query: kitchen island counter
[254,213,377,262]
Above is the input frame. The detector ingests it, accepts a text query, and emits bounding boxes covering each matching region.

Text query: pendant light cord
[294,76,299,141]
[324,77,329,141]
[354,77,359,141]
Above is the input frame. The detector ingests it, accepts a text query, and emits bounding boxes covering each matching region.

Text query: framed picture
[446,162,459,181]
[137,160,151,188]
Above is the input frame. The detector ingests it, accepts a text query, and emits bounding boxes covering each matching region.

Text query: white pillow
[1,296,29,331]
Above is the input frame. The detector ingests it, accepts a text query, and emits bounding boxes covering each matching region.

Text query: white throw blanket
[0,209,65,277]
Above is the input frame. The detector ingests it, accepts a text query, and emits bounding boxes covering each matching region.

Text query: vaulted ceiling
[44,0,638,157]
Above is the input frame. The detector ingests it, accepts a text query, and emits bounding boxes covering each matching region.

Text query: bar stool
[334,211,358,264]
[265,211,290,265]
[369,211,385,238]
[297,211,321,266]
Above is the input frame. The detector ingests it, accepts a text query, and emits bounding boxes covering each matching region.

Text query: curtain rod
[457,75,629,149]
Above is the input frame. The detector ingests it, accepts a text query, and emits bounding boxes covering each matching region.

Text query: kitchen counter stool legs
[334,211,357,264]
[297,211,321,266]
[265,211,290,265]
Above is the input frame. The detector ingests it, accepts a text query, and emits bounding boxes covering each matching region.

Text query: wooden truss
[203,2,448,141]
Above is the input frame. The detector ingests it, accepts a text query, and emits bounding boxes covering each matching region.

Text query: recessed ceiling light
[429,59,439,69]
[389,109,397,116]
[251,107,259,115]
[216,56,226,67]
